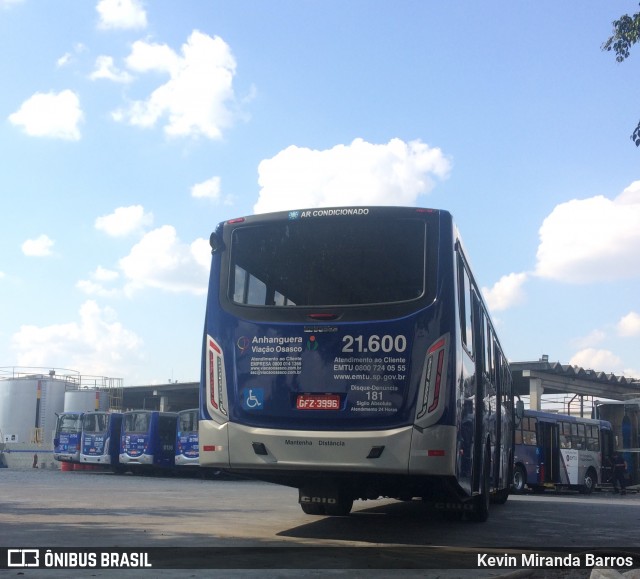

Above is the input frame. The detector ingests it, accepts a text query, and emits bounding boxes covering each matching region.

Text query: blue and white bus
[120,410,178,472]
[175,408,199,467]
[198,206,514,520]
[513,409,614,494]
[53,412,84,463]
[80,411,123,469]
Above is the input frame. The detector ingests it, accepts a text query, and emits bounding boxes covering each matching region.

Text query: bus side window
[522,417,537,446]
[575,423,586,450]
[560,422,571,449]
[587,425,600,451]
[457,253,474,357]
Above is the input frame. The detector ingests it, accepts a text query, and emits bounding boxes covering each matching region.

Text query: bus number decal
[342,334,407,354]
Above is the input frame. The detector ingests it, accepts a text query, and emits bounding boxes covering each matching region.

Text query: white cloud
[569,348,624,374]
[96,0,147,30]
[95,205,153,237]
[57,53,72,68]
[76,266,121,297]
[22,234,54,257]
[482,272,527,312]
[11,300,143,377]
[253,138,451,214]
[9,90,83,140]
[119,226,209,295]
[0,0,25,8]
[570,329,607,350]
[535,181,640,283]
[56,44,85,68]
[90,55,133,83]
[191,176,221,200]
[617,311,640,337]
[113,30,238,139]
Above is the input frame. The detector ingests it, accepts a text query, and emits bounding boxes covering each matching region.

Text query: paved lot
[1,467,638,578]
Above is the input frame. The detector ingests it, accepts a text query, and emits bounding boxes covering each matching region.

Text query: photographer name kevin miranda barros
[478,552,635,569]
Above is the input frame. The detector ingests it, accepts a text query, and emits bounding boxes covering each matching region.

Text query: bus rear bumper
[199,420,457,476]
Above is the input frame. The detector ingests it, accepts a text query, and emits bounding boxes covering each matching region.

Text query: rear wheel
[468,445,490,523]
[300,502,325,515]
[324,498,353,517]
[579,469,596,495]
[512,465,527,494]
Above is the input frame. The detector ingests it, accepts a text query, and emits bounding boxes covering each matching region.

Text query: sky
[1,0,639,387]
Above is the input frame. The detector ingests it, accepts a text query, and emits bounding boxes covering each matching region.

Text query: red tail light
[417,334,449,420]
[207,336,228,417]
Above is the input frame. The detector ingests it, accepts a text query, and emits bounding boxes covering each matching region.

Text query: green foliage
[602,11,640,62]
[602,5,640,145]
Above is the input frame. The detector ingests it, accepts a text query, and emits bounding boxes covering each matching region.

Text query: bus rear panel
[120,410,178,470]
[53,412,84,463]
[81,411,123,466]
[176,408,199,467]
[199,206,513,519]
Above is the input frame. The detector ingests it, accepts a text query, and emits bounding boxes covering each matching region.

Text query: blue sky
[1,0,639,386]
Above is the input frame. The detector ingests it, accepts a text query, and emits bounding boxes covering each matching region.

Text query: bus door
[156,414,178,467]
[539,421,560,484]
[600,428,615,485]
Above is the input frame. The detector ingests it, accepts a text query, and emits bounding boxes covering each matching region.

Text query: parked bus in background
[120,410,178,473]
[513,409,614,494]
[175,408,199,467]
[80,411,123,470]
[53,412,84,463]
[198,206,514,521]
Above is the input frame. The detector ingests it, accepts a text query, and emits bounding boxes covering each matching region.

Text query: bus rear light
[417,333,449,419]
[428,449,445,457]
[202,445,223,452]
[207,336,228,417]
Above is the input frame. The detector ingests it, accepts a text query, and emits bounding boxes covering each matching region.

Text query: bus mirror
[209,232,224,254]
[515,400,525,424]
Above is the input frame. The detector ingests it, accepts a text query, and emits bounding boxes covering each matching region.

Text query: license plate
[296,394,340,410]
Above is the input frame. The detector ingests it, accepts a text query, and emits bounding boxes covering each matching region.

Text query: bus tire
[579,468,596,495]
[468,445,490,523]
[491,487,509,505]
[324,498,353,517]
[512,465,527,494]
[300,502,325,516]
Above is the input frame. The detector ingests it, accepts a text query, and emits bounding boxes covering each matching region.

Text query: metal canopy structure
[121,381,198,412]
[511,356,640,409]
[119,357,640,415]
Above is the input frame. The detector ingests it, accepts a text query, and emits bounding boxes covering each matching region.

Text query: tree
[602,6,640,145]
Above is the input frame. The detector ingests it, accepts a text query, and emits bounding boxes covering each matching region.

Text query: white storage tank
[63,389,109,413]
[0,374,68,445]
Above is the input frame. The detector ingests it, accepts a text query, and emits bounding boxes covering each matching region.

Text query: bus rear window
[124,413,150,433]
[229,218,427,307]
[83,414,108,433]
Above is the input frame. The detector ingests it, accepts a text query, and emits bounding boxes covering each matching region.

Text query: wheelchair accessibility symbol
[242,388,264,411]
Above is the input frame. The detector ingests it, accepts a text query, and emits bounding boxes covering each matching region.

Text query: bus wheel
[300,503,325,515]
[468,447,490,523]
[512,465,527,494]
[324,498,353,517]
[579,469,596,495]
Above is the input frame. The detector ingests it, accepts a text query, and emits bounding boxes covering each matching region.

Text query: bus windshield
[124,412,150,433]
[57,414,82,433]
[83,413,109,433]
[179,410,197,433]
[230,218,428,307]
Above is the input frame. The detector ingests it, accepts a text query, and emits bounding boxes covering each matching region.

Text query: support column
[529,377,544,410]
[159,396,169,412]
